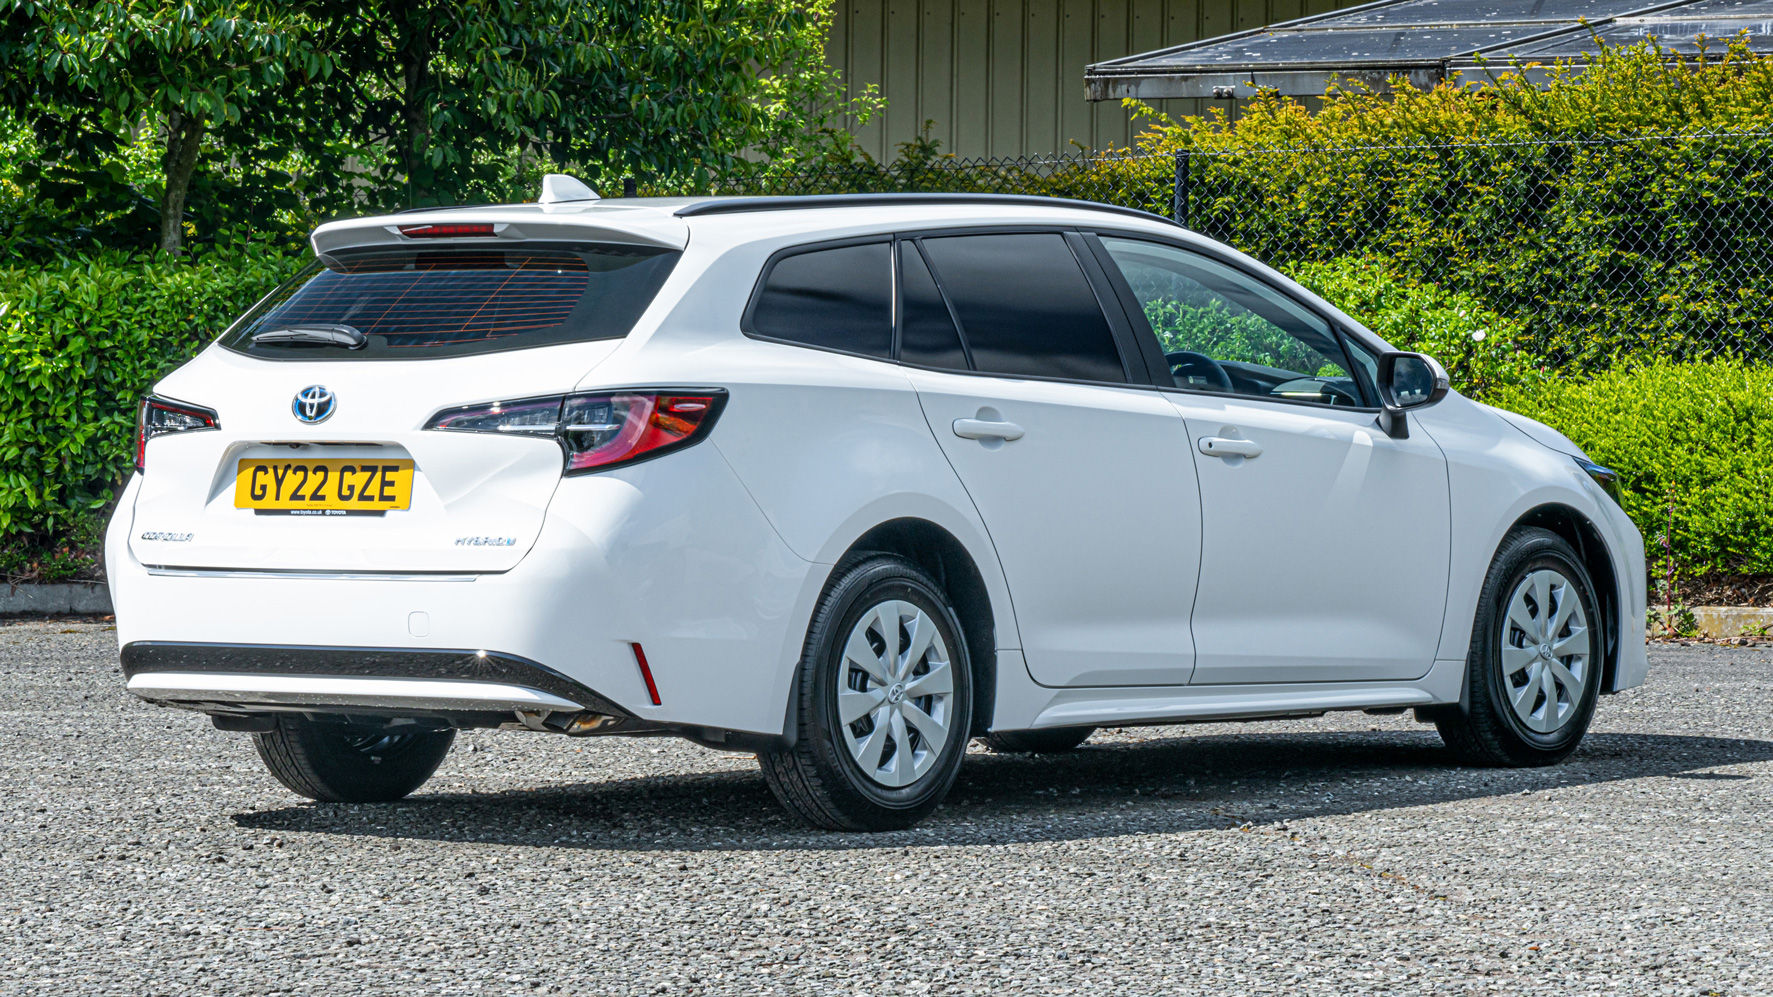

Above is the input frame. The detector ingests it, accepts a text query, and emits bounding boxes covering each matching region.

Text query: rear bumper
[130,673,583,714]
[106,445,821,737]
[120,641,625,716]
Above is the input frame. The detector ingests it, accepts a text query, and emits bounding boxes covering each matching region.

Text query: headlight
[1573,456,1623,507]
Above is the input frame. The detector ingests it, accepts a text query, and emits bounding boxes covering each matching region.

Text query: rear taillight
[135,396,220,471]
[424,389,726,474]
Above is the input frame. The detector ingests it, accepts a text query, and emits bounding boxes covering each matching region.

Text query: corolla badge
[292,385,336,424]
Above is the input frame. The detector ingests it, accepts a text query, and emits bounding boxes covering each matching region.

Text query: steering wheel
[1166,351,1233,393]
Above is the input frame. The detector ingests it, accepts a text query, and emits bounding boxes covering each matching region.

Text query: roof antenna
[538,174,600,204]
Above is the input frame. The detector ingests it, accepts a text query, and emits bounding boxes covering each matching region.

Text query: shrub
[713,41,1773,376]
[1285,256,1546,400]
[1489,360,1773,577]
[1137,40,1773,373]
[0,248,304,550]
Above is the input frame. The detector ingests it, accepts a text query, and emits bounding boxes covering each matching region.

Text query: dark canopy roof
[1085,0,1773,101]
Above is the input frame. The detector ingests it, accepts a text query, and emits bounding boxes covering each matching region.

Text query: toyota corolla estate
[110,179,1648,830]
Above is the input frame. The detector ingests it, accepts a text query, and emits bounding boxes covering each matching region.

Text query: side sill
[1027,659,1468,730]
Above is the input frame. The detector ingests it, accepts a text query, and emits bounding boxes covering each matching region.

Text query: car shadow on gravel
[233,729,1773,851]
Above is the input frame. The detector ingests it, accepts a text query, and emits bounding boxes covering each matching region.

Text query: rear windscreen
[220,242,680,360]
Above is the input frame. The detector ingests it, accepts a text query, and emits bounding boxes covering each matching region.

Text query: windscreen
[220,242,679,360]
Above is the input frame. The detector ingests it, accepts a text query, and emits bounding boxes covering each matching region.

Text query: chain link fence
[697,149,1173,213]
[707,132,1773,372]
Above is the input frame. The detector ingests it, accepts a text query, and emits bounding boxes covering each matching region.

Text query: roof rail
[673,192,1180,226]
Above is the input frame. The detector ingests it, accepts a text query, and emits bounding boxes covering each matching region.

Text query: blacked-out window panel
[750,242,893,358]
[897,241,969,370]
[919,233,1126,383]
[221,244,678,359]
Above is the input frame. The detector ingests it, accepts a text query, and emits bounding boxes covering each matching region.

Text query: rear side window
[919,233,1126,383]
[749,242,892,358]
[222,243,679,360]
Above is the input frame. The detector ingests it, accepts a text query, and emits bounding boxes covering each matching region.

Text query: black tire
[982,726,1095,754]
[760,554,974,831]
[253,717,454,803]
[1434,527,1603,767]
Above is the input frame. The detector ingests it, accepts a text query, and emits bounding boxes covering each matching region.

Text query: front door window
[1100,237,1366,407]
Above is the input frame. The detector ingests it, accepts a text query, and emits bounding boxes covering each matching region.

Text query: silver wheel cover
[1500,568,1591,734]
[837,599,956,788]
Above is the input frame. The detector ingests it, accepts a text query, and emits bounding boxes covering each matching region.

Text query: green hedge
[1141,41,1773,374]
[1489,360,1773,577]
[0,249,303,557]
[1179,131,1773,373]
[1295,261,1772,577]
[1286,256,1545,400]
[0,245,1765,587]
[720,42,1773,375]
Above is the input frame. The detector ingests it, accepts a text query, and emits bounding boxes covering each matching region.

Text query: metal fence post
[1171,149,1191,227]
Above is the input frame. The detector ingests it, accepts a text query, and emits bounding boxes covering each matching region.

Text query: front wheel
[254,718,455,803]
[760,554,973,831]
[1435,527,1602,767]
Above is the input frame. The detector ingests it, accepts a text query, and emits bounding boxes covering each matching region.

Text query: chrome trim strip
[144,568,479,582]
[127,672,581,713]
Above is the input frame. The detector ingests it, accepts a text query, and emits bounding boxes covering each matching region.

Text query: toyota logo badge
[292,385,336,424]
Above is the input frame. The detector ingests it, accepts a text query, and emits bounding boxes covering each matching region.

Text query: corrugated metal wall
[827,0,1363,160]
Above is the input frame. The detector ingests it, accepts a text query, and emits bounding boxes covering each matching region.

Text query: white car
[110,179,1648,830]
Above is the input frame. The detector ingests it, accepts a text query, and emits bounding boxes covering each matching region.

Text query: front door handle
[1198,436,1262,459]
[953,418,1026,442]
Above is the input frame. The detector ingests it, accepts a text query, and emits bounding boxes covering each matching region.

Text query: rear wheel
[254,718,454,803]
[760,554,973,831]
[982,726,1095,754]
[1434,528,1602,767]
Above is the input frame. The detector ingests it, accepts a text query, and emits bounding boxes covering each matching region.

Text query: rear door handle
[1198,436,1262,459]
[953,418,1026,442]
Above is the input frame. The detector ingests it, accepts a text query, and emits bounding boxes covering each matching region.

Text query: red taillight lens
[423,389,726,474]
[397,223,497,238]
[135,396,220,471]
[560,393,723,473]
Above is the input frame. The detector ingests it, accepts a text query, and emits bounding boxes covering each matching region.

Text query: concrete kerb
[1,583,113,616]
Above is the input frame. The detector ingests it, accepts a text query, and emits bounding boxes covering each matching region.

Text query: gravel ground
[3,621,1772,996]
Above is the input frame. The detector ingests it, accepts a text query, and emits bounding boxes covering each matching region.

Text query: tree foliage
[1,1,319,254]
[0,0,867,256]
[287,0,867,212]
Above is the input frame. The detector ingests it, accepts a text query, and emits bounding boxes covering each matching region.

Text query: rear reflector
[631,643,661,705]
[397,223,496,238]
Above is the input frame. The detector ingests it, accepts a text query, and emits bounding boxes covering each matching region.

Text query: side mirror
[1375,352,1450,440]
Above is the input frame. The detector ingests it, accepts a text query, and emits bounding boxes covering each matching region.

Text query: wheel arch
[1507,503,1622,695]
[840,518,998,737]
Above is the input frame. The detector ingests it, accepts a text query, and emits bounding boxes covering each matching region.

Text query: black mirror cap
[1375,351,1451,439]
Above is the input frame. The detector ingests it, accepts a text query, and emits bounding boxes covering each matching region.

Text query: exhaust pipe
[509,709,621,736]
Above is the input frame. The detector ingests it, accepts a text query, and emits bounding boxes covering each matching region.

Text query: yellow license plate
[234,458,415,513]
